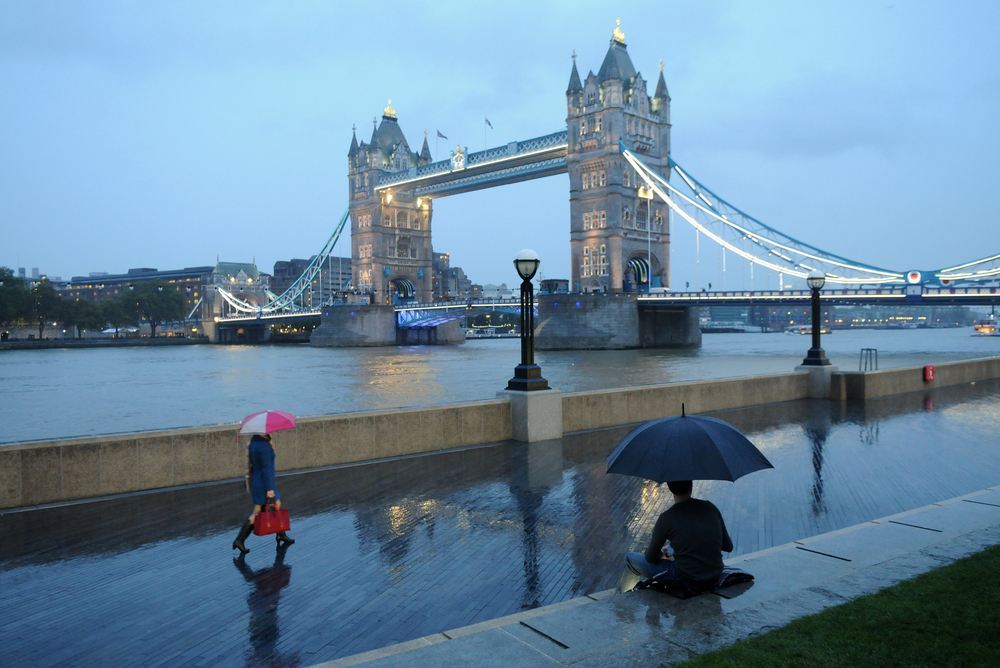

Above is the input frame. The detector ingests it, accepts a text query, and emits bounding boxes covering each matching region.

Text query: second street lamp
[801,270,830,366]
[507,249,549,391]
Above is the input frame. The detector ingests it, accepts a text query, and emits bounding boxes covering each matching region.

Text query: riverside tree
[0,267,29,331]
[61,298,107,339]
[129,281,186,337]
[102,297,138,337]
[27,280,62,339]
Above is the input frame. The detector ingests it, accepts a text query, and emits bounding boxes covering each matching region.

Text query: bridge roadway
[214,285,1000,328]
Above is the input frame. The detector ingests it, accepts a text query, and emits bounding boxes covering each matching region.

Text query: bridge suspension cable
[624,143,1000,287]
[216,208,350,314]
[622,143,905,286]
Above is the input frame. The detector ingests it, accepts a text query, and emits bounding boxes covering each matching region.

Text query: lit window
[583,213,590,230]
[597,116,602,132]
[599,171,606,186]
[624,169,630,187]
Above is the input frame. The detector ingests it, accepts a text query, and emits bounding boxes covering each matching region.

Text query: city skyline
[3,1,999,288]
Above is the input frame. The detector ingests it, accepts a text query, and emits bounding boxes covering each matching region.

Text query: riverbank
[4,357,1000,511]
[2,328,997,444]
[0,337,207,351]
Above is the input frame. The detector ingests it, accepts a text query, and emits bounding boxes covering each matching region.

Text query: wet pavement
[2,380,1000,667]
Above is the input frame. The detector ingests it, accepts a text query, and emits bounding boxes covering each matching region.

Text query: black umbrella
[606,406,773,483]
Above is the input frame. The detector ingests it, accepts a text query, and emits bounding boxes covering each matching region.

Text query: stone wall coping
[832,356,998,377]
[560,371,807,399]
[0,397,512,453]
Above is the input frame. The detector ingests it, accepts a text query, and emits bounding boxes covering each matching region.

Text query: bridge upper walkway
[374,131,568,198]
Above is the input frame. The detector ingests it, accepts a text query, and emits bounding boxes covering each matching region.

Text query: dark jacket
[645,498,733,589]
[249,435,279,506]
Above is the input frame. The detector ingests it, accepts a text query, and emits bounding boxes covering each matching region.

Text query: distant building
[481,283,512,299]
[539,279,569,294]
[63,266,215,316]
[708,306,749,324]
[431,251,479,301]
[272,255,352,307]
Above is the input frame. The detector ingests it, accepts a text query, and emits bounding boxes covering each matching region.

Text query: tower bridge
[215,21,1000,348]
[347,21,672,306]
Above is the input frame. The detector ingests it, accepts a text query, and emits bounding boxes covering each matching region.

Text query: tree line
[0,267,189,339]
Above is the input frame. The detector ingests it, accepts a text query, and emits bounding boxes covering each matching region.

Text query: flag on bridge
[437,130,448,139]
[485,118,493,129]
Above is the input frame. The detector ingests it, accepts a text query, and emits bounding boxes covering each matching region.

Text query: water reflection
[509,439,564,610]
[804,425,828,517]
[233,549,299,668]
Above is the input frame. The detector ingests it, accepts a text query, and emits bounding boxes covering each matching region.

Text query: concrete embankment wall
[830,356,1000,400]
[561,372,809,433]
[0,400,511,510]
[4,358,998,511]
[0,373,808,511]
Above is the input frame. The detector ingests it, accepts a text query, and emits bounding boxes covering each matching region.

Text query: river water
[2,328,997,444]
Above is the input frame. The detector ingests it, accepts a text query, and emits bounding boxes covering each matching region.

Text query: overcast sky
[2,1,998,288]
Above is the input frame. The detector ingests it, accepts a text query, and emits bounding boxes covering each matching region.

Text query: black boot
[232,522,253,554]
[276,532,295,547]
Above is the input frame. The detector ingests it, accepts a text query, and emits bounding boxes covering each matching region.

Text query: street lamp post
[507,249,549,391]
[802,270,830,366]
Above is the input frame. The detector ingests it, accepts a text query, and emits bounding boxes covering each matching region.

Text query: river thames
[2,328,997,444]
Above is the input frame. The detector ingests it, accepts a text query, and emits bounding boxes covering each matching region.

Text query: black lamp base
[506,364,550,391]
[800,348,831,366]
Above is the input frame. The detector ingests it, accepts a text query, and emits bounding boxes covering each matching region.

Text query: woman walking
[233,432,295,553]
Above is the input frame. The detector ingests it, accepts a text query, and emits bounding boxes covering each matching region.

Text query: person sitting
[625,480,733,592]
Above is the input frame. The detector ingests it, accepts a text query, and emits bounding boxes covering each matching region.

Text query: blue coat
[249,435,279,506]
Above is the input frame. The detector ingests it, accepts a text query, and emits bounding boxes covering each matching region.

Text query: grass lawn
[672,543,1000,668]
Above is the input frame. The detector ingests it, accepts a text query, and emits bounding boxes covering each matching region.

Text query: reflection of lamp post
[801,270,830,366]
[507,249,549,391]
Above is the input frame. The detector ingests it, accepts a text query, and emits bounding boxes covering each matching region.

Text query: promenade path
[2,379,1000,667]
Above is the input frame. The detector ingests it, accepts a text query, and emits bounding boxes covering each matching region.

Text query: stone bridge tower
[348,102,434,304]
[566,21,672,292]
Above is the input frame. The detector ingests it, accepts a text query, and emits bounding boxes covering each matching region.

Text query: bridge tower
[348,102,434,304]
[566,21,671,292]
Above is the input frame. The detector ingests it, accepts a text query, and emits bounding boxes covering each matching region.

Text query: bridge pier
[215,321,271,344]
[397,320,466,345]
[310,304,397,347]
[535,293,700,350]
[638,303,702,348]
[311,304,468,347]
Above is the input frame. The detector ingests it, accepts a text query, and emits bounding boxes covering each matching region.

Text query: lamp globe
[514,249,541,281]
[807,270,826,291]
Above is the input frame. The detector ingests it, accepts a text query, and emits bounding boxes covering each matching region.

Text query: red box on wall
[924,365,935,382]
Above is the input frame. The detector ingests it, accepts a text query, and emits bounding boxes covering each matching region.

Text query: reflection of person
[233,549,299,667]
[233,433,294,553]
[625,480,733,591]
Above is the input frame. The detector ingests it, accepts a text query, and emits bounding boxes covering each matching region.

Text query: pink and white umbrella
[239,410,297,435]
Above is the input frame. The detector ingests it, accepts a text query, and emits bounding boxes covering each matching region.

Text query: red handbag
[253,501,290,536]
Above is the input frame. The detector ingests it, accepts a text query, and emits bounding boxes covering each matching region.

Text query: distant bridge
[214,284,1000,327]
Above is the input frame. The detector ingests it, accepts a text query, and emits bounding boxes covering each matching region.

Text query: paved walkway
[318,484,1000,667]
[2,381,999,666]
